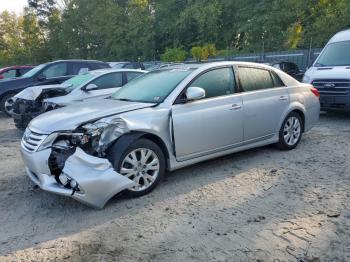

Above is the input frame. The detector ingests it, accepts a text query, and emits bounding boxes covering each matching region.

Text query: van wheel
[107,138,165,197]
[0,93,15,117]
[276,112,303,150]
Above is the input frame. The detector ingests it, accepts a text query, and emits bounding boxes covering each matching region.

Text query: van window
[315,41,350,67]
[238,67,274,91]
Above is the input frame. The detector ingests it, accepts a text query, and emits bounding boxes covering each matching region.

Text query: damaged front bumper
[21,147,134,208]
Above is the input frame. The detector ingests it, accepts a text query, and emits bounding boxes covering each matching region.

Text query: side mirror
[37,74,46,81]
[83,83,98,92]
[186,86,205,101]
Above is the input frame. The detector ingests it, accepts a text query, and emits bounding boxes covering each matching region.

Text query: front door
[172,67,244,161]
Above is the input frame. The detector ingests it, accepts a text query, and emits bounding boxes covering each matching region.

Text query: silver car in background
[20,62,320,208]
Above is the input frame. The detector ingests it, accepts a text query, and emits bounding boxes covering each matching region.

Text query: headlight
[44,102,60,111]
[82,118,129,154]
[302,74,311,83]
[37,133,59,151]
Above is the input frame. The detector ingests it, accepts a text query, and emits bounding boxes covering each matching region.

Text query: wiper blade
[315,63,325,67]
[116,98,134,102]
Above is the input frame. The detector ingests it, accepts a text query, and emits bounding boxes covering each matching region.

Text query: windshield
[22,64,46,78]
[111,69,194,103]
[315,41,350,67]
[63,73,96,91]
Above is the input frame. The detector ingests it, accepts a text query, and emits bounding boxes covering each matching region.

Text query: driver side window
[190,68,235,99]
[42,63,68,78]
[89,73,123,89]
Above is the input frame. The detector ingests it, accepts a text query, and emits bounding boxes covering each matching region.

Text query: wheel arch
[279,103,306,133]
[291,109,305,132]
[107,131,170,170]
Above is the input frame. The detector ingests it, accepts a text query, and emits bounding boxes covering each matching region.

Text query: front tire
[107,138,165,197]
[0,93,16,117]
[276,112,303,150]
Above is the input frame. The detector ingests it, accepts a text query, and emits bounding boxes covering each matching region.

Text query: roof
[157,61,278,71]
[329,29,350,43]
[86,68,148,75]
[47,59,107,64]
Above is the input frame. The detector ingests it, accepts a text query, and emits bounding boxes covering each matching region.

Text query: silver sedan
[21,62,320,208]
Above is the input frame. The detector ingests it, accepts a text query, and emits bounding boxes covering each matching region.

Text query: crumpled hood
[305,66,350,82]
[14,84,65,100]
[29,99,156,133]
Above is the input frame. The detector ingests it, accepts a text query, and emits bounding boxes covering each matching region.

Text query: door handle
[279,95,288,101]
[230,104,242,110]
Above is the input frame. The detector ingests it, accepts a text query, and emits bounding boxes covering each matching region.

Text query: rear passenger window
[238,67,274,91]
[270,72,285,87]
[190,68,235,99]
[72,63,90,75]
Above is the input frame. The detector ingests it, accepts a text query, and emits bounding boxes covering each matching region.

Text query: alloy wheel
[283,116,301,146]
[4,98,14,115]
[120,148,160,192]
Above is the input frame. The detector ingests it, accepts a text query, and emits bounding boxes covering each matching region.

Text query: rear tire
[276,112,303,150]
[107,138,165,197]
[0,93,16,117]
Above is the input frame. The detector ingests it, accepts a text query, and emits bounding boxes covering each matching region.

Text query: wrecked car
[9,69,146,129]
[0,59,110,116]
[20,62,320,208]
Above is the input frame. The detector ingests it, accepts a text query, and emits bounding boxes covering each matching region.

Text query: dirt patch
[0,112,349,261]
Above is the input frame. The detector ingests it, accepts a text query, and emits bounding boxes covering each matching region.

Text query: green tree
[161,47,187,62]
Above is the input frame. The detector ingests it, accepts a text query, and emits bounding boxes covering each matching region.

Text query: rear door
[237,66,289,142]
[172,67,243,161]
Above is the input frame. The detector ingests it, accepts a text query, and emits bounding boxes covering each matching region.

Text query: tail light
[0,75,3,80]
[311,87,320,98]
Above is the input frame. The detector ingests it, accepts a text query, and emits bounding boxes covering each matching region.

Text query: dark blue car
[0,60,110,116]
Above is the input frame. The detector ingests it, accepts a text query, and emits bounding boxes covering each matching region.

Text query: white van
[303,29,350,112]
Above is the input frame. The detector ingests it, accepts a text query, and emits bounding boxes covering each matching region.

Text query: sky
[0,0,28,15]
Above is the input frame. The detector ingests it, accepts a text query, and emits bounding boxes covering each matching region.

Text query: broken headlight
[43,102,61,111]
[82,118,129,155]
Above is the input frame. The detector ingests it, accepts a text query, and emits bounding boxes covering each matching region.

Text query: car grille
[21,128,48,152]
[312,79,350,95]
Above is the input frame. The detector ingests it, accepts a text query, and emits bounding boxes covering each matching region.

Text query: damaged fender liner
[61,148,135,208]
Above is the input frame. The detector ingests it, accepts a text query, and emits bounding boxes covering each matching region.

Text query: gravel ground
[0,112,349,262]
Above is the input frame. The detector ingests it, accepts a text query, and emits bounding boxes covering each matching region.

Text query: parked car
[303,29,350,112]
[109,62,145,70]
[0,60,110,116]
[20,62,320,208]
[0,65,35,80]
[9,69,146,129]
[271,61,304,81]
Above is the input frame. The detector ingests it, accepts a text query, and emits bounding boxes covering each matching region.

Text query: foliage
[1,0,350,66]
[191,44,217,61]
[160,47,187,62]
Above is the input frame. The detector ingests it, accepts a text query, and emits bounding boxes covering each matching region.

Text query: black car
[0,60,110,116]
[271,61,304,81]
